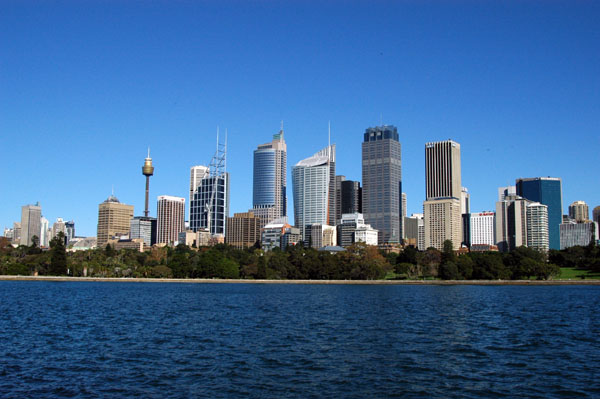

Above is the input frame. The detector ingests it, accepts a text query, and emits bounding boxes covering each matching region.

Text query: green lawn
[559,267,600,280]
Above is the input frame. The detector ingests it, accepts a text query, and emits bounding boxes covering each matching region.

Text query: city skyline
[1,2,599,236]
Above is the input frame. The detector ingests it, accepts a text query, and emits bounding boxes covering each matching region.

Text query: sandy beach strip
[0,275,599,285]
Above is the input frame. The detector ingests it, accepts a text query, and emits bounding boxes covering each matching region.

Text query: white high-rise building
[157,196,185,245]
[40,217,50,247]
[292,145,335,241]
[526,202,549,251]
[470,212,495,246]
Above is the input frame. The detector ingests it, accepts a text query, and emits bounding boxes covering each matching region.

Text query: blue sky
[1,1,599,237]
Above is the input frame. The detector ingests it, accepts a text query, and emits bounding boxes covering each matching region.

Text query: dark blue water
[1,282,599,398]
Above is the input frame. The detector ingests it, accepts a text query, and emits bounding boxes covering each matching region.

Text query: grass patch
[559,267,600,280]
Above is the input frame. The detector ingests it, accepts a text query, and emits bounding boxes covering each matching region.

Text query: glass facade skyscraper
[190,173,230,236]
[362,125,402,244]
[252,129,287,226]
[516,177,562,250]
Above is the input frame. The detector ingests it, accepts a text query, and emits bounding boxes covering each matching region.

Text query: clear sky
[1,1,599,237]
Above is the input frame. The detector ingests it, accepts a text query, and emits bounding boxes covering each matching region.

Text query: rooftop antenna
[111,185,114,196]
[281,120,284,132]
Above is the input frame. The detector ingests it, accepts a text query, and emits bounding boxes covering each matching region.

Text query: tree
[49,232,67,275]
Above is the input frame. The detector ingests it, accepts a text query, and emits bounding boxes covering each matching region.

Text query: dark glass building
[516,177,563,250]
[341,180,362,215]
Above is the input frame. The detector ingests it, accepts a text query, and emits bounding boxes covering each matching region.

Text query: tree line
[1,235,597,280]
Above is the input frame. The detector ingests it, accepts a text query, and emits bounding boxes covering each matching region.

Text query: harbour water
[1,281,598,398]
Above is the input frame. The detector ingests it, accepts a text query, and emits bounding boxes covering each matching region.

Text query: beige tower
[568,200,589,222]
[97,195,134,248]
[225,212,261,249]
[423,140,462,250]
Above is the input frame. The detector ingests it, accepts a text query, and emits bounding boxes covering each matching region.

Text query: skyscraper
[423,140,462,250]
[526,202,549,251]
[594,206,600,229]
[40,216,49,247]
[130,216,157,246]
[568,200,589,222]
[20,203,41,246]
[292,145,335,241]
[97,195,134,248]
[362,125,402,244]
[157,195,185,245]
[252,127,287,227]
[190,135,229,236]
[189,165,209,218]
[225,212,261,249]
[515,177,562,250]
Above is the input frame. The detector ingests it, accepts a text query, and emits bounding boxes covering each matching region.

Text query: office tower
[65,220,75,244]
[252,127,287,227]
[470,212,496,246]
[12,222,21,245]
[52,218,66,241]
[424,198,462,250]
[281,226,302,248]
[4,227,14,240]
[495,195,529,252]
[526,202,549,251]
[423,140,462,250]
[341,180,362,215]
[190,135,229,236]
[401,192,407,239]
[515,177,562,250]
[141,149,155,218]
[225,212,261,249]
[157,196,185,245]
[261,218,291,251]
[335,175,346,224]
[498,186,516,201]
[292,145,335,241]
[337,213,378,247]
[40,217,49,247]
[20,203,42,246]
[404,213,425,251]
[568,201,589,222]
[130,216,157,246]
[362,125,402,244]
[190,165,209,218]
[308,224,337,249]
[97,195,134,248]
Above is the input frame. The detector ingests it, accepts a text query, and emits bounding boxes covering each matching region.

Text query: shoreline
[1,275,599,285]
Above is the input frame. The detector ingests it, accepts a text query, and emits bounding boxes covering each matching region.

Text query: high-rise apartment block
[97,195,134,248]
[568,201,589,222]
[225,212,261,249]
[292,145,335,241]
[515,177,562,250]
[157,196,185,245]
[526,202,549,251]
[423,140,462,250]
[362,125,402,244]
[20,203,41,246]
[252,128,287,227]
